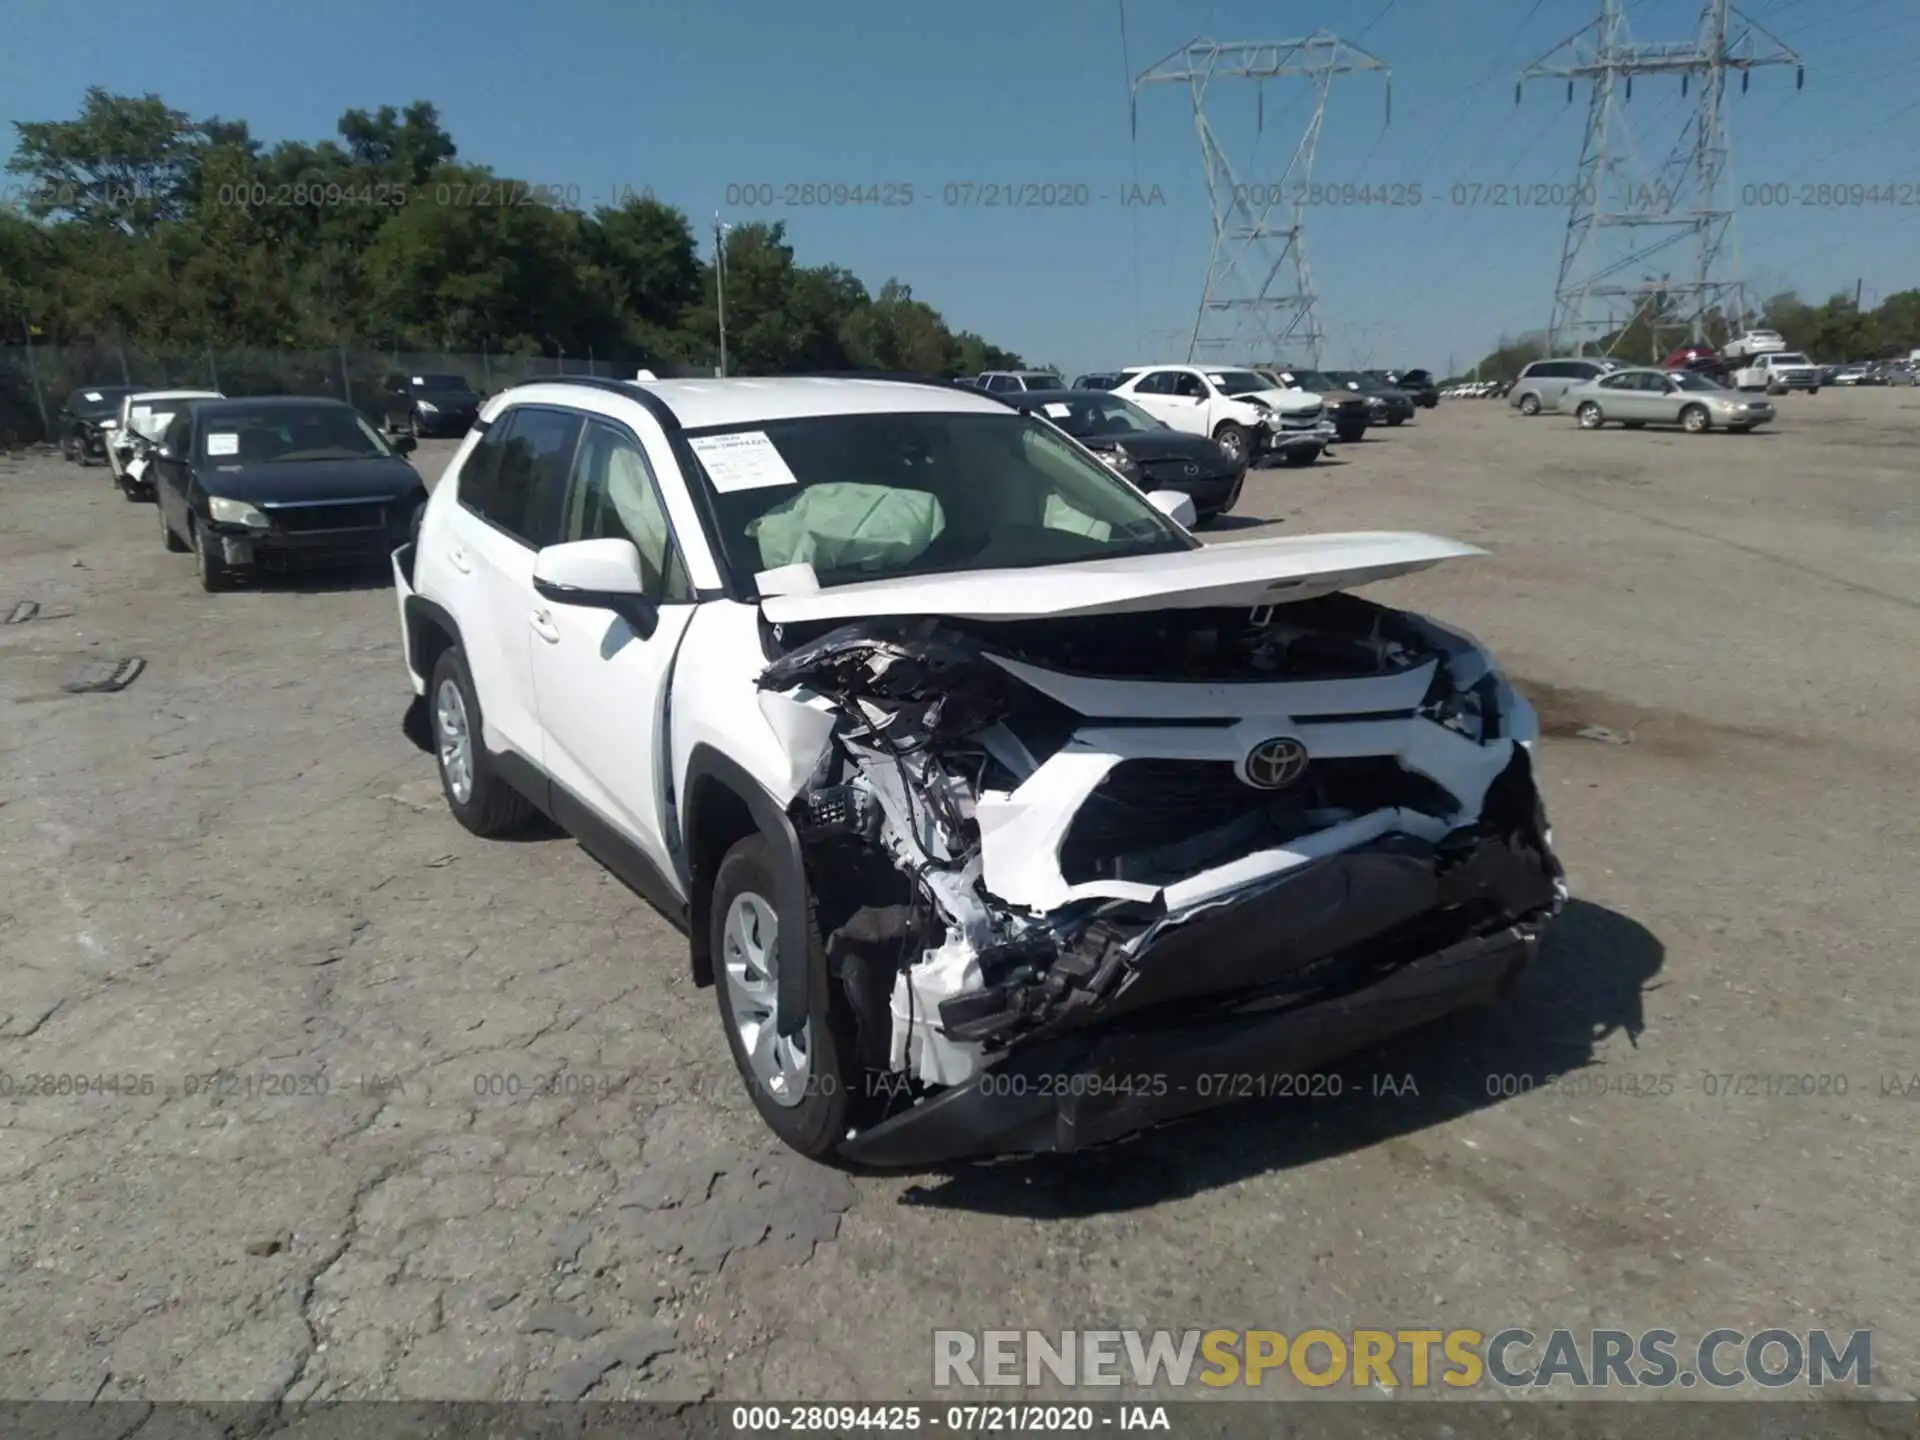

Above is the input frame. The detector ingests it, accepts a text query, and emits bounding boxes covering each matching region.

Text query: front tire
[192,518,240,592]
[1387,414,1405,427]
[1681,404,1711,434]
[427,647,537,837]
[1212,422,1251,467]
[1577,402,1605,429]
[160,503,188,552]
[1519,393,1542,416]
[711,834,861,1161]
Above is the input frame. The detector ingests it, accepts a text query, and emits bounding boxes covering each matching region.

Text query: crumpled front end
[756,595,1566,1162]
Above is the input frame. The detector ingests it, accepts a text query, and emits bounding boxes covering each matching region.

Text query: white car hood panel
[1246,388,1324,414]
[758,531,1484,625]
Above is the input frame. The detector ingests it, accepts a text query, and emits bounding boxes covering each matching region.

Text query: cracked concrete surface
[1,394,1916,1404]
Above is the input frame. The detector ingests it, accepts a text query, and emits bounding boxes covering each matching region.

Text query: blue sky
[4,0,1915,375]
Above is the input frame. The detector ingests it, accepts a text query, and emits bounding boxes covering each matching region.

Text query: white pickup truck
[1728,351,1820,394]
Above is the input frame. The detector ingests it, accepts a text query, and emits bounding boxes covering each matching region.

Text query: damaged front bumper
[758,607,1566,1165]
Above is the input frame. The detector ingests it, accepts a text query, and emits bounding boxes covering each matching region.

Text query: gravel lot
[1,390,1915,1405]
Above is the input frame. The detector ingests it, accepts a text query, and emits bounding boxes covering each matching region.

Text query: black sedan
[1327,371,1417,426]
[1006,388,1246,520]
[1380,368,1439,408]
[150,396,426,591]
[57,385,144,466]
[378,371,482,438]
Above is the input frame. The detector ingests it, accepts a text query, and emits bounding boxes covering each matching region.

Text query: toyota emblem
[1182,463,1199,477]
[1241,736,1309,789]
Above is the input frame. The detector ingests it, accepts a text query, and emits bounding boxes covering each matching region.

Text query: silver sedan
[1561,367,1775,433]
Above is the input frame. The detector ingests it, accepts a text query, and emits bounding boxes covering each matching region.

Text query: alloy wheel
[721,891,811,1108]
[433,676,475,804]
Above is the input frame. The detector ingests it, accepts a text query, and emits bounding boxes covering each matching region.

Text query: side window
[1172,372,1207,398]
[164,411,191,455]
[1597,373,1628,390]
[561,420,692,602]
[1131,372,1168,395]
[462,406,580,546]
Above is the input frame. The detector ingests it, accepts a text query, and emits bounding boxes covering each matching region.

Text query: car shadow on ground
[892,898,1664,1216]
[261,563,396,595]
[1200,514,1276,534]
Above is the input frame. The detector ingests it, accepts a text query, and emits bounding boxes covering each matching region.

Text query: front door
[528,416,696,892]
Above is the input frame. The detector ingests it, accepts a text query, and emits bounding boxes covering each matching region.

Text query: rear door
[442,405,580,765]
[1117,369,1180,427]
[528,416,698,890]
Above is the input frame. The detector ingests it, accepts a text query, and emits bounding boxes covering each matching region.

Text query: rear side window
[458,406,580,546]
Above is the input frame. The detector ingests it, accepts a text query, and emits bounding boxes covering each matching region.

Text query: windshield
[690,411,1195,594]
[1774,353,1809,365]
[413,374,474,392]
[199,406,396,464]
[1020,374,1064,389]
[1284,371,1338,391]
[1206,370,1272,397]
[1034,394,1165,437]
[1671,371,1728,392]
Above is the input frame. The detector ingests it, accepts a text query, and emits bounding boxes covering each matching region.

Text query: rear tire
[1518,393,1542,416]
[427,647,537,838]
[711,833,864,1162]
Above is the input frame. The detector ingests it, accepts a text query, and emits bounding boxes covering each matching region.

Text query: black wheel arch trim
[681,742,811,1036]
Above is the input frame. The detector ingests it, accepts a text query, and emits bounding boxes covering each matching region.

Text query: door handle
[530,608,560,644]
[446,546,472,574]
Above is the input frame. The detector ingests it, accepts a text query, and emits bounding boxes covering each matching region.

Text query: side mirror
[533,538,659,637]
[392,433,418,455]
[1146,489,1198,529]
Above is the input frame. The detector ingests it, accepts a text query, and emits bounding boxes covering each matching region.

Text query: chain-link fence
[0,342,716,446]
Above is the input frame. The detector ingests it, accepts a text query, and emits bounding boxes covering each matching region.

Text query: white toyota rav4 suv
[394,376,1564,1166]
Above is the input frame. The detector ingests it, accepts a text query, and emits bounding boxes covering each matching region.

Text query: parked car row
[63,369,1565,1166]
[87,387,429,591]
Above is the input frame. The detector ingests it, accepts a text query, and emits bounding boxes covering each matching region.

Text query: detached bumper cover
[840,824,1561,1167]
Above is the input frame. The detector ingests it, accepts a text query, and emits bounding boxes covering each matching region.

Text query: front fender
[682,743,812,1037]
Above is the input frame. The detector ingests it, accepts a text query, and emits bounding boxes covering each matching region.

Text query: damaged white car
[394,376,1565,1165]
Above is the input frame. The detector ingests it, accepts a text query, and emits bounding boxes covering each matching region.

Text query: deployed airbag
[747,483,946,573]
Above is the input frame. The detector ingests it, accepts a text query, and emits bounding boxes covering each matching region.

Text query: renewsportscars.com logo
[933,1328,1872,1391]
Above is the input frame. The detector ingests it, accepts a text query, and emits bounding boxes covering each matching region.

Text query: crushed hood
[757,530,1484,625]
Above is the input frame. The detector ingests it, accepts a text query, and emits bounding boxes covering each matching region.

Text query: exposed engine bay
[755,595,1566,1102]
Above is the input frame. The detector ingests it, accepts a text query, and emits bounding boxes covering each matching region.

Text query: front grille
[1278,406,1324,428]
[266,502,388,533]
[1141,457,1226,483]
[1059,756,1460,883]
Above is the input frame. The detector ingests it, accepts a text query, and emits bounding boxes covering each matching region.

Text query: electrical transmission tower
[1520,0,1801,356]
[1133,34,1390,368]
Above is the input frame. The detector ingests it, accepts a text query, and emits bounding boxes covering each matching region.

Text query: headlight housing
[417,399,439,413]
[1097,445,1142,481]
[207,496,269,527]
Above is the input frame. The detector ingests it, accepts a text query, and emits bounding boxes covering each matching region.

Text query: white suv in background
[394,375,1563,1166]
[1110,364,1333,466]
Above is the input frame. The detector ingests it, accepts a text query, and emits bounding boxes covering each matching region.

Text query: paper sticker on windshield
[411,376,425,385]
[205,432,240,457]
[688,431,800,493]
[1042,402,1072,418]
[84,390,103,402]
